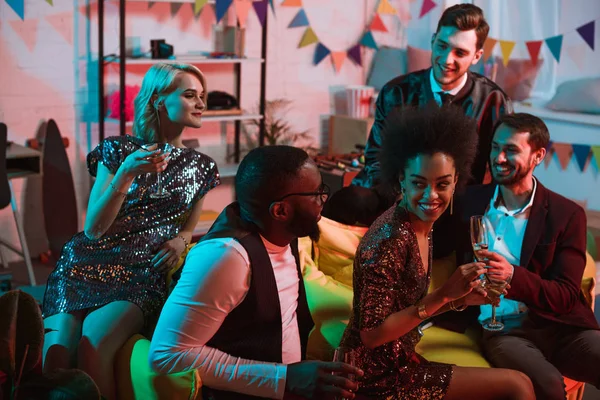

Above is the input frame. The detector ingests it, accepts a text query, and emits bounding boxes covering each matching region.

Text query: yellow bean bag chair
[301,216,596,400]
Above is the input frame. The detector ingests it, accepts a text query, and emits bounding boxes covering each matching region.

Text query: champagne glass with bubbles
[470,215,505,331]
[144,142,173,199]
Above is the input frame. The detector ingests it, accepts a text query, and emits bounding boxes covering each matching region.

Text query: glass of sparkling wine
[470,215,489,279]
[483,279,507,331]
[333,347,356,400]
[144,142,173,199]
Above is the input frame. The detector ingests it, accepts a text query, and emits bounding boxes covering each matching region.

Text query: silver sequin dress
[42,136,220,327]
[340,205,453,399]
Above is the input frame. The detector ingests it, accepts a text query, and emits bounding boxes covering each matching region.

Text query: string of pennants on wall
[482,19,596,66]
[282,0,438,72]
[3,0,275,28]
[546,142,600,173]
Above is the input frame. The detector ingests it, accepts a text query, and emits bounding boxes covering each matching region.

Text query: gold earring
[450,192,454,215]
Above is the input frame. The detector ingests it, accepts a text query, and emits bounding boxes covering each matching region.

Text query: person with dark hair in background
[149,145,363,399]
[340,106,534,400]
[352,3,512,258]
[455,113,600,400]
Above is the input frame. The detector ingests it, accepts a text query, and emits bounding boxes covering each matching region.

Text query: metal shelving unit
[98,0,268,163]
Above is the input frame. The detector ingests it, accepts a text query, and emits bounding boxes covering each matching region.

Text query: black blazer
[452,182,598,331]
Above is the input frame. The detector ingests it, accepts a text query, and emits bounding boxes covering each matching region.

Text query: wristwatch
[416,302,429,320]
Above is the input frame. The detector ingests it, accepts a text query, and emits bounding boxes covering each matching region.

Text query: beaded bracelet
[177,235,190,250]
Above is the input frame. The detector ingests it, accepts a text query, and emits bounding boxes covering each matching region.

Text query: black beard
[492,163,534,186]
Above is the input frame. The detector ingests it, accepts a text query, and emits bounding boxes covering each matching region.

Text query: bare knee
[505,370,535,400]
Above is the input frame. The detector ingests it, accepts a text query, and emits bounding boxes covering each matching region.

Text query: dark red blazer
[443,181,598,332]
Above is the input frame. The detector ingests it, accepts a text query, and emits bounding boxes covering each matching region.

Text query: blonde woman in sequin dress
[340,106,535,400]
[42,63,220,399]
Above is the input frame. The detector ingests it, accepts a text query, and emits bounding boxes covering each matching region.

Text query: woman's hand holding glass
[439,261,487,302]
[120,144,169,178]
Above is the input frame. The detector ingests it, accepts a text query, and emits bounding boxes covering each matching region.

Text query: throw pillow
[407,45,432,73]
[546,77,600,114]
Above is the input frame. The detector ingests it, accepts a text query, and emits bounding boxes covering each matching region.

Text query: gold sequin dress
[340,205,453,399]
[43,136,220,327]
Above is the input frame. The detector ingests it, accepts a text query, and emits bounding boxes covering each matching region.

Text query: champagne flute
[482,279,507,331]
[333,346,356,400]
[144,142,173,199]
[470,215,490,286]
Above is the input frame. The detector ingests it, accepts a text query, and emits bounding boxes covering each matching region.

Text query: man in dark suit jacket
[455,113,600,400]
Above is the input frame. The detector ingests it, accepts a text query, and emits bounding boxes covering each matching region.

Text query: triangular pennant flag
[576,21,595,50]
[298,27,318,48]
[170,2,184,17]
[314,43,330,65]
[360,31,378,49]
[419,0,437,18]
[289,9,309,28]
[526,40,543,66]
[482,38,497,62]
[545,35,563,62]
[148,2,158,9]
[566,44,588,71]
[552,143,572,170]
[46,0,53,5]
[572,144,591,172]
[195,0,209,15]
[6,0,25,19]
[9,19,38,52]
[252,0,268,27]
[331,51,347,73]
[592,146,600,170]
[499,40,516,66]
[46,12,73,45]
[281,0,302,6]
[234,0,253,28]
[269,0,275,14]
[347,44,362,66]
[544,142,554,168]
[215,0,233,23]
[369,13,388,32]
[378,0,397,15]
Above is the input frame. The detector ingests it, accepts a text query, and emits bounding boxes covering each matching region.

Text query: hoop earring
[450,192,454,215]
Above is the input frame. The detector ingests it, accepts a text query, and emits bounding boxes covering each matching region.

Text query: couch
[114,216,597,399]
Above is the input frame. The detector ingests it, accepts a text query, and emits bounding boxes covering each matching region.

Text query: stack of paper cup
[346,85,375,119]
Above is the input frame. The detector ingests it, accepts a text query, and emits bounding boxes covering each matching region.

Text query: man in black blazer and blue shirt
[455,113,600,400]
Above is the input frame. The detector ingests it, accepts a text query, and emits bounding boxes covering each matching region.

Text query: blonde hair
[133,63,207,143]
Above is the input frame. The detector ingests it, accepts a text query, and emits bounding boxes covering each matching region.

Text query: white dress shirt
[430,68,468,105]
[479,178,538,322]
[149,236,302,399]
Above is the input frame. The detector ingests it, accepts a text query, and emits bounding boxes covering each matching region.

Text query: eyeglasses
[272,183,331,206]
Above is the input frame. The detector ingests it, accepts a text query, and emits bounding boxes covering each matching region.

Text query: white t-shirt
[149,235,302,399]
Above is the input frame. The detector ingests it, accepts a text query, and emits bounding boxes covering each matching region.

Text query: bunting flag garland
[314,43,330,65]
[215,0,233,23]
[46,11,73,45]
[234,0,253,28]
[499,40,516,66]
[486,18,596,66]
[45,0,52,5]
[377,0,397,15]
[545,35,563,62]
[298,27,318,48]
[252,0,268,27]
[526,40,543,66]
[6,0,25,20]
[541,142,600,173]
[482,38,497,62]
[419,0,437,19]
[576,21,595,50]
[285,0,394,72]
[572,144,591,172]
[348,44,362,66]
[288,9,309,28]
[592,146,600,170]
[194,0,209,16]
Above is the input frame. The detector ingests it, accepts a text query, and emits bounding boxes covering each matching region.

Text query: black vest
[200,203,314,400]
